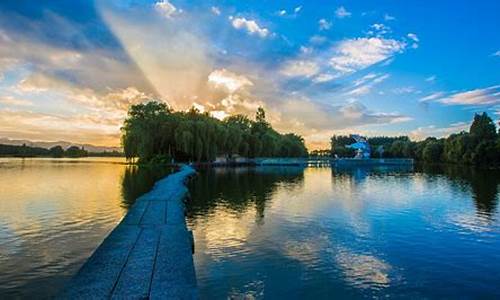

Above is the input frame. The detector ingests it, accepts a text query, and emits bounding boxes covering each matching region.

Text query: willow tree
[121,101,309,163]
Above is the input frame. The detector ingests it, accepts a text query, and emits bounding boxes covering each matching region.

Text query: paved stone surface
[58,165,197,299]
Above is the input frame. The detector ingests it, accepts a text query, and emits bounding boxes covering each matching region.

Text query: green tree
[422,140,443,162]
[470,112,497,141]
[121,101,308,163]
[49,146,64,158]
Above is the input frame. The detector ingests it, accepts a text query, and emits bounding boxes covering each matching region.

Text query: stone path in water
[58,165,198,300]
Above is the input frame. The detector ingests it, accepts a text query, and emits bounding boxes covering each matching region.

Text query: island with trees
[0,144,91,158]
[121,101,308,164]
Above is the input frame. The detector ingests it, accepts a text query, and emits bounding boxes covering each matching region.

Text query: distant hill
[0,138,121,153]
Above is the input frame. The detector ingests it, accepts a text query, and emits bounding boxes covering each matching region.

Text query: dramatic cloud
[329,38,406,75]
[335,6,351,18]
[230,17,270,38]
[100,3,213,108]
[0,23,151,93]
[0,1,445,149]
[0,109,121,145]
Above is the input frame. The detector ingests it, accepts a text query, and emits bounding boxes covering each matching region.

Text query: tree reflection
[120,165,176,208]
[331,163,499,217]
[420,164,499,216]
[331,165,414,183]
[186,166,305,223]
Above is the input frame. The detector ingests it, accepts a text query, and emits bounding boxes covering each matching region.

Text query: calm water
[0,157,173,299]
[1,160,499,299]
[187,165,500,299]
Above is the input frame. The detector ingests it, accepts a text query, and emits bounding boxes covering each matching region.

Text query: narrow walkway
[58,166,197,299]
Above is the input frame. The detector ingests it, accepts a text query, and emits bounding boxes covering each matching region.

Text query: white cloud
[345,85,372,96]
[278,99,411,136]
[492,50,500,57]
[154,0,177,19]
[329,37,406,75]
[211,6,221,16]
[419,86,500,107]
[210,110,228,120]
[300,46,313,54]
[345,73,390,96]
[0,96,34,107]
[309,35,327,44]
[230,17,270,38]
[208,68,253,93]
[384,14,396,21]
[372,73,390,83]
[392,86,418,94]
[353,73,378,86]
[425,75,436,82]
[277,6,302,17]
[313,73,336,83]
[407,33,419,42]
[192,102,205,112]
[407,33,419,49]
[335,6,351,18]
[419,92,445,102]
[369,23,391,37]
[319,19,332,30]
[280,60,320,78]
[437,85,500,106]
[410,122,469,141]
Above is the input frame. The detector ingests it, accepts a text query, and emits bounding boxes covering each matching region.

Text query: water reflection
[419,164,499,216]
[0,158,174,299]
[0,158,129,299]
[187,166,305,223]
[188,165,500,299]
[120,165,175,208]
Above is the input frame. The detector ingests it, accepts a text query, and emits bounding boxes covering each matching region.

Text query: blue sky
[0,0,498,149]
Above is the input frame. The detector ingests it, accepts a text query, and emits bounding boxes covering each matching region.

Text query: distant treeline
[121,101,308,163]
[0,144,122,158]
[331,112,500,167]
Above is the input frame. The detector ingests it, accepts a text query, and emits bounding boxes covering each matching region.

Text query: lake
[0,159,499,298]
[0,158,173,299]
[187,165,500,299]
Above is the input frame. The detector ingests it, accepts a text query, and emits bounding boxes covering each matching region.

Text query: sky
[0,0,498,149]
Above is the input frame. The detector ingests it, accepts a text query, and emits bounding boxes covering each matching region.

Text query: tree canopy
[121,101,308,163]
[330,112,500,167]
